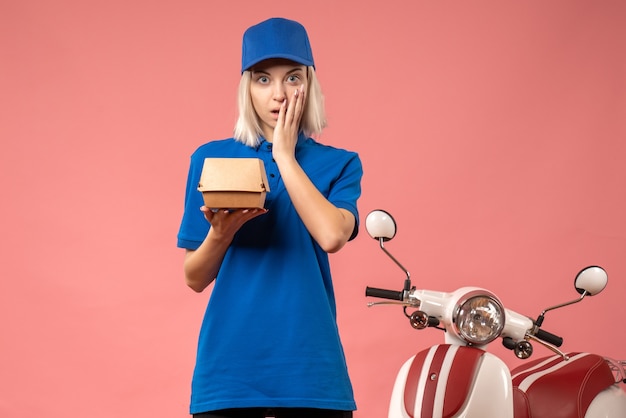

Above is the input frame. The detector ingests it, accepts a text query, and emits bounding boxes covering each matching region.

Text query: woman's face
[249,59,307,141]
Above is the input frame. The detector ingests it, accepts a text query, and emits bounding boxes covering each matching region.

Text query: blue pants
[193,408,353,418]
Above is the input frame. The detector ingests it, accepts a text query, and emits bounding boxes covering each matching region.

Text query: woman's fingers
[278,87,305,129]
[203,207,267,228]
[289,87,305,126]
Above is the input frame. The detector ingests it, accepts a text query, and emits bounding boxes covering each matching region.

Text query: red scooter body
[391,346,625,418]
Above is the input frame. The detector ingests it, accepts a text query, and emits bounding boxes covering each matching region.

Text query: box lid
[197,158,270,193]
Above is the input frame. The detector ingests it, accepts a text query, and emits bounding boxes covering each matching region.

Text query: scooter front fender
[388,344,513,418]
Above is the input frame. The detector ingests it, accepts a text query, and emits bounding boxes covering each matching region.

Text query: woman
[177,17,362,418]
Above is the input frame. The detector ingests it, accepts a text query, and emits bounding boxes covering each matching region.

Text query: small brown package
[197,158,270,209]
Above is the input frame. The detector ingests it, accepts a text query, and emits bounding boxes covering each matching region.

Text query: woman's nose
[272,84,286,101]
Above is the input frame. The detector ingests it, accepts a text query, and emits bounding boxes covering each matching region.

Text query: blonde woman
[178,17,362,418]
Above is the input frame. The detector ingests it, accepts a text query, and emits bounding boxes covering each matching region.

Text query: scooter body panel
[388,344,513,418]
[585,385,626,417]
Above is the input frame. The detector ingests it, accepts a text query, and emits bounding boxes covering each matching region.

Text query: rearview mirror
[365,210,397,241]
[574,266,608,296]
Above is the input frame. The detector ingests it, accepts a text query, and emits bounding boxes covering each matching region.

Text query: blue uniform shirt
[177,133,362,414]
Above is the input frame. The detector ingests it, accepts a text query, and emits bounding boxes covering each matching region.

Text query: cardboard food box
[197,158,270,209]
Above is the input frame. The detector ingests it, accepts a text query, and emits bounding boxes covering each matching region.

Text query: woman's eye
[257,76,269,83]
[287,75,300,83]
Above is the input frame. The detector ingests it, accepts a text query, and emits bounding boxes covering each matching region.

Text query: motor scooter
[364,209,626,418]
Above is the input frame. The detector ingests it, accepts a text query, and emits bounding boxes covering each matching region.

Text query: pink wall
[1,1,625,417]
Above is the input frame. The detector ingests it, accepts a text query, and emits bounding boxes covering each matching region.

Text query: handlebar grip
[536,329,564,347]
[365,286,403,301]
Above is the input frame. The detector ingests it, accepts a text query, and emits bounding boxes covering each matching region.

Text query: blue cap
[241,18,315,73]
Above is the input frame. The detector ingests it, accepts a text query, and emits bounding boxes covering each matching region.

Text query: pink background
[2,1,625,417]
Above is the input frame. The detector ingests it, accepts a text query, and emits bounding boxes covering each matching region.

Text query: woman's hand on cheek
[273,87,305,162]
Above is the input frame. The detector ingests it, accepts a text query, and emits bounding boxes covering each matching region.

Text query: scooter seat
[511,352,615,418]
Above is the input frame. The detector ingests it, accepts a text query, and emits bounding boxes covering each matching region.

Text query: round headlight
[454,292,505,345]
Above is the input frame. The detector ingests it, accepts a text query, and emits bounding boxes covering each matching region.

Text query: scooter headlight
[454,291,505,345]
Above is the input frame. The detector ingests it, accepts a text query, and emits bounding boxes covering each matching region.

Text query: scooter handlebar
[365,286,404,301]
[535,328,564,347]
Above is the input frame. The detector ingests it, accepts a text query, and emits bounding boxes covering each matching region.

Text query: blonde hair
[233,66,327,147]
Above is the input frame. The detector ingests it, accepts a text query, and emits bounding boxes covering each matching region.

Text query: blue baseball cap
[241,17,315,73]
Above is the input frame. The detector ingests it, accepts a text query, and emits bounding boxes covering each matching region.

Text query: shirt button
[270,173,275,178]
